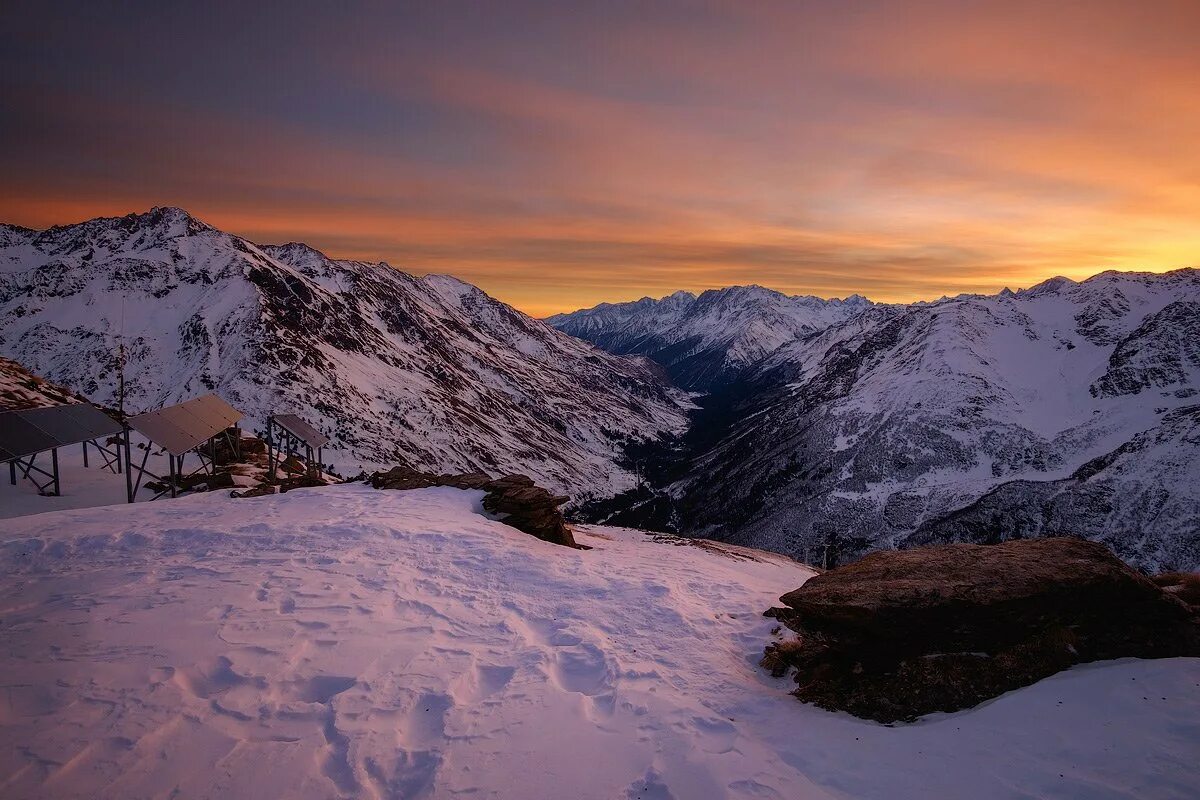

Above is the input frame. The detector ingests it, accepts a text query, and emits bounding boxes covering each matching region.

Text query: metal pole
[169,455,177,498]
[124,428,135,502]
[267,417,275,481]
[8,460,15,486]
[50,448,60,496]
[82,441,89,468]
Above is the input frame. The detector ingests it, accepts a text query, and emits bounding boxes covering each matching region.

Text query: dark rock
[441,472,493,490]
[231,485,277,499]
[369,465,442,490]
[763,537,1200,723]
[369,467,582,548]
[1151,571,1200,609]
[178,469,236,492]
[482,476,579,548]
[368,465,492,491]
[278,473,327,492]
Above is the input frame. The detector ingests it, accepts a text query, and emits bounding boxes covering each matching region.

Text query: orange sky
[2,1,1198,316]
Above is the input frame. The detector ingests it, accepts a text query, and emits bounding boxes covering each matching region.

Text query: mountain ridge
[0,207,689,497]
[573,267,1200,571]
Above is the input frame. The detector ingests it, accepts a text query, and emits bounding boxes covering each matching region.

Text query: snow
[0,433,192,519]
[1,485,1197,799]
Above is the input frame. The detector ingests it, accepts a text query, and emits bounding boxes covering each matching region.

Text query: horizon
[4,2,1199,316]
[9,203,1195,318]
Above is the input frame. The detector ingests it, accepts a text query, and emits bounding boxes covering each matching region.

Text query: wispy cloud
[2,1,1197,315]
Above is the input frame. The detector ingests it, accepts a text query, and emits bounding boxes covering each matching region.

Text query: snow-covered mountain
[0,208,688,496]
[547,286,871,390]
[591,270,1200,571]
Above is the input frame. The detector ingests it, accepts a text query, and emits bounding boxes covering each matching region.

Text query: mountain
[547,285,871,390]
[0,208,688,496]
[586,270,1200,572]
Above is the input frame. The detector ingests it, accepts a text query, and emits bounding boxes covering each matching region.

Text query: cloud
[1,1,1197,315]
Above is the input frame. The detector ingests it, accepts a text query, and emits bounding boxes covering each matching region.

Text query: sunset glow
[3,1,1199,315]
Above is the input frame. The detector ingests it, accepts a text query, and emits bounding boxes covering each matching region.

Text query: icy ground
[0,485,1197,799]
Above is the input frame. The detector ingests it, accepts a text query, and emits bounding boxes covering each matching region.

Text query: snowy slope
[1,485,1196,800]
[0,355,84,410]
[0,209,689,497]
[547,286,871,390]
[667,269,1200,571]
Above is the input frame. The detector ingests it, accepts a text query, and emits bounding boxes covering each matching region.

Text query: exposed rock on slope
[0,208,689,496]
[763,537,1200,722]
[0,355,85,411]
[369,465,579,547]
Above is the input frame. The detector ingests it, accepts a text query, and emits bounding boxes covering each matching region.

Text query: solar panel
[127,394,243,455]
[63,403,124,440]
[179,396,233,433]
[127,409,197,455]
[196,394,242,427]
[274,413,330,448]
[21,405,96,445]
[0,402,122,462]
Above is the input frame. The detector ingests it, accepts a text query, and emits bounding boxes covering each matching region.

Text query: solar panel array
[127,394,243,455]
[0,403,124,462]
[273,413,330,448]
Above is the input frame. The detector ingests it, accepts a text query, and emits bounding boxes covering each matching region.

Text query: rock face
[762,537,1200,723]
[369,466,580,548]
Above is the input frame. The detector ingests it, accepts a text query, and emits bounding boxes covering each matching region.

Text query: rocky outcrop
[479,475,579,548]
[762,537,1200,723]
[369,466,581,548]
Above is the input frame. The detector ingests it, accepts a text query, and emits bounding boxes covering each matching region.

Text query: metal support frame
[122,426,237,503]
[266,417,321,482]
[6,435,123,497]
[7,448,62,496]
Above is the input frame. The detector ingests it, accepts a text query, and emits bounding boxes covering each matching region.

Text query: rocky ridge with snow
[547,286,871,390]
[571,269,1200,571]
[0,208,689,497]
[0,354,84,411]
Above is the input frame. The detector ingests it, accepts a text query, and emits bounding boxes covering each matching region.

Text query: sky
[2,1,1199,316]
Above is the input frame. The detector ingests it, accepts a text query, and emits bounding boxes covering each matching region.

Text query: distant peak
[1019,275,1077,297]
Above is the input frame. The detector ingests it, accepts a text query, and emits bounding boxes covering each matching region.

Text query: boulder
[763,537,1200,723]
[368,467,581,548]
[368,465,493,491]
[481,475,579,548]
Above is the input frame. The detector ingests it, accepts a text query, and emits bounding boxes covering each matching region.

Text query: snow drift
[0,485,1196,799]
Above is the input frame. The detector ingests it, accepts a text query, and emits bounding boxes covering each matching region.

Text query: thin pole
[50,448,60,496]
[9,460,15,486]
[82,441,89,468]
[124,429,134,502]
[169,455,177,498]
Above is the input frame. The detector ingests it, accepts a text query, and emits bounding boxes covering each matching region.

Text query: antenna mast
[117,296,127,421]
